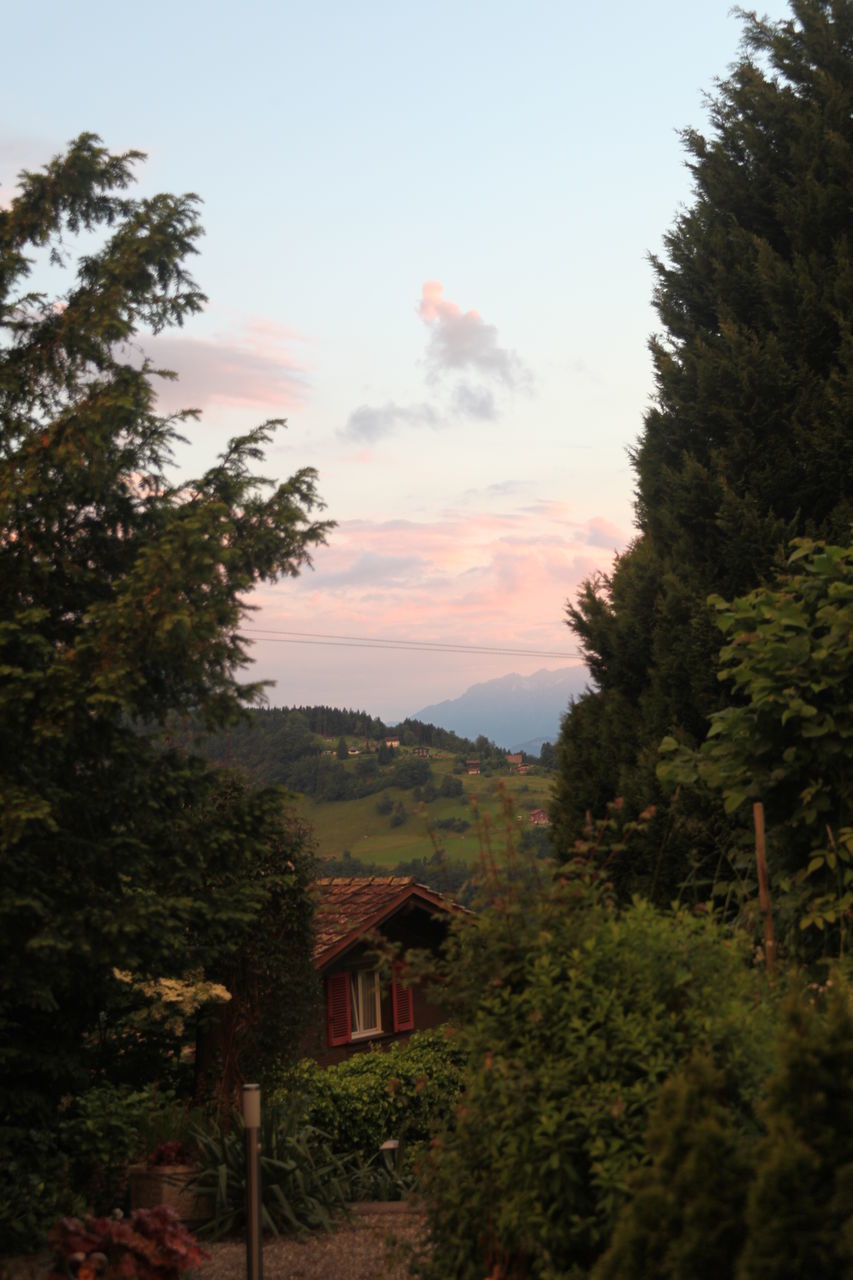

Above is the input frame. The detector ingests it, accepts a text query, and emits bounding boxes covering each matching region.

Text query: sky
[3,0,793,722]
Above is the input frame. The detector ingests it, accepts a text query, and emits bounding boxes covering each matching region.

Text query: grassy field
[294,749,554,867]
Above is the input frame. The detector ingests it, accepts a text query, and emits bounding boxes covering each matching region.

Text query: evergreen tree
[0,133,331,1229]
[553,0,853,895]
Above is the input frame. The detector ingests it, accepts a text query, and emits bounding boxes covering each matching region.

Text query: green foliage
[596,984,853,1280]
[0,1128,81,1257]
[659,538,853,950]
[555,0,853,897]
[592,1056,751,1280]
[390,803,407,828]
[49,1206,208,1280]
[276,1031,466,1160]
[187,1101,353,1239]
[417,857,776,1280]
[738,987,853,1280]
[0,135,327,1249]
[336,736,349,761]
[392,757,433,790]
[439,773,464,799]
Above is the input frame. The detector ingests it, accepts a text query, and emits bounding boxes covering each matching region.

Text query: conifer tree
[553,0,853,894]
[0,133,331,1227]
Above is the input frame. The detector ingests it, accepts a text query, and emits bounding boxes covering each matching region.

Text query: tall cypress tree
[553,0,853,894]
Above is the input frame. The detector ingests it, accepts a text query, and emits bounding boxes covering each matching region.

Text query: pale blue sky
[4,1,793,720]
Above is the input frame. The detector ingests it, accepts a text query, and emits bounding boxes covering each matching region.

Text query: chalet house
[529,807,550,826]
[466,759,481,775]
[385,737,401,749]
[311,876,460,1066]
[412,746,430,758]
[506,753,523,768]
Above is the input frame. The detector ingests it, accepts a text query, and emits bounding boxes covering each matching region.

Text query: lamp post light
[242,1084,262,1280]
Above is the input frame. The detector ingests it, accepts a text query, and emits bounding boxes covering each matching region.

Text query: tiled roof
[312,875,457,969]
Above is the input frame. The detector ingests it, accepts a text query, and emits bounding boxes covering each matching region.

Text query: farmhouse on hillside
[310,876,461,1066]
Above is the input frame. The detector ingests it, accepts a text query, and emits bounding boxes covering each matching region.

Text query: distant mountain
[411,666,590,752]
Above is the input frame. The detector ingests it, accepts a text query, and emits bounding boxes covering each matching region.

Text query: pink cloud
[250,502,628,667]
[415,281,530,389]
[143,319,308,413]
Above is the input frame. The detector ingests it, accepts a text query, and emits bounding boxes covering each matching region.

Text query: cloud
[254,501,629,656]
[416,281,531,390]
[451,383,497,420]
[343,401,440,443]
[143,319,308,413]
[339,282,531,441]
[583,516,626,550]
[315,551,428,590]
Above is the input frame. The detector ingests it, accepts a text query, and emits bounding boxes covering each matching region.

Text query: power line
[243,627,581,661]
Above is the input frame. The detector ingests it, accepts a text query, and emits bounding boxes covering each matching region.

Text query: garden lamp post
[243,1084,263,1280]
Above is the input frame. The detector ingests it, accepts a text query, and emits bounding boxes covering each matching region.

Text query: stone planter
[127,1164,212,1227]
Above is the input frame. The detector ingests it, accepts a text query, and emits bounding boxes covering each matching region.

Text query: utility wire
[243,627,581,661]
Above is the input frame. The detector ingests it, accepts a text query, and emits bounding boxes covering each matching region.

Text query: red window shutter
[392,962,414,1032]
[327,971,351,1046]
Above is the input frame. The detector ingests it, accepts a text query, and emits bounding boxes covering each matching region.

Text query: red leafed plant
[48,1206,209,1280]
[147,1141,191,1168]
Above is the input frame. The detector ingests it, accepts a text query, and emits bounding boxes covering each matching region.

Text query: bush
[416,858,777,1280]
[48,1206,208,1280]
[439,774,463,799]
[0,1128,80,1257]
[595,984,853,1280]
[276,1031,466,1162]
[188,1100,353,1238]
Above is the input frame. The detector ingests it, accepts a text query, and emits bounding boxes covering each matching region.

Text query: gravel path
[198,1206,427,1280]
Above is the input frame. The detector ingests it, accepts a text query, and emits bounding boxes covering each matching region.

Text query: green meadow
[294,749,553,866]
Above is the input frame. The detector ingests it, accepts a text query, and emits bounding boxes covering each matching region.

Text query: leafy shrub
[277,1031,466,1162]
[0,1127,81,1257]
[439,774,463,799]
[392,758,432,790]
[59,1083,205,1215]
[390,804,407,828]
[48,1206,208,1280]
[595,984,853,1280]
[433,817,470,834]
[188,1100,353,1238]
[591,1055,752,1280]
[416,858,777,1280]
[376,794,393,816]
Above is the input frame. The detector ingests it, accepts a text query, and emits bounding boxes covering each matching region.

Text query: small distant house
[466,759,481,775]
[529,807,550,826]
[506,753,523,769]
[385,737,400,750]
[412,746,430,758]
[310,876,462,1066]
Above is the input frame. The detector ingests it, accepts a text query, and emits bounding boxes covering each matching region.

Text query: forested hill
[193,705,506,797]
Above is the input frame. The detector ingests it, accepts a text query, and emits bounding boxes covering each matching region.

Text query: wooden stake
[753,801,776,973]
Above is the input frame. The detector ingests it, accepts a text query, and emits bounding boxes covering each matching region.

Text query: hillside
[191,706,553,867]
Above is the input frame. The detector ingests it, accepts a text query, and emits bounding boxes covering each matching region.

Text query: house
[466,759,480,775]
[529,807,550,825]
[385,736,401,749]
[506,753,523,768]
[412,746,430,758]
[311,876,461,1065]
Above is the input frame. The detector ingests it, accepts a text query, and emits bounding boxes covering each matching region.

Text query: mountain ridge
[411,665,590,751]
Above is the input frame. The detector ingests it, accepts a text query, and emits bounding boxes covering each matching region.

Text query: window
[350,969,382,1038]
[325,964,416,1047]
